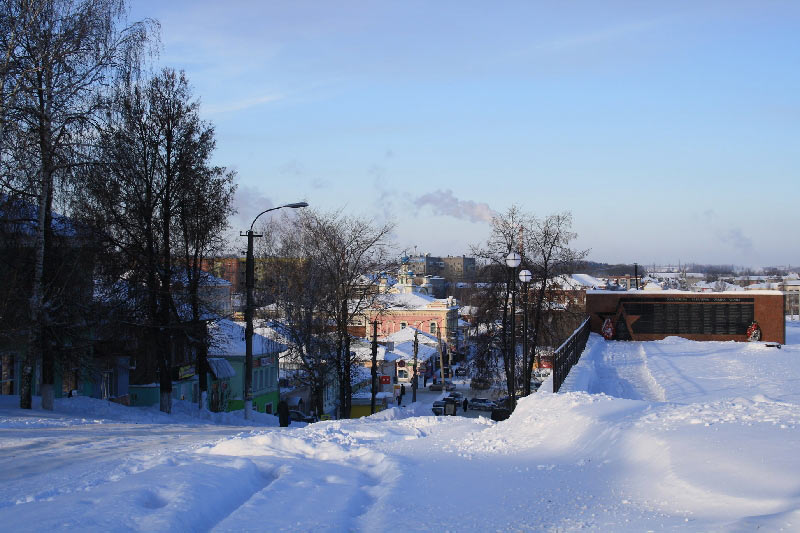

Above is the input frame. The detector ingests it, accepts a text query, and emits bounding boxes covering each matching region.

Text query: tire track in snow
[205,428,403,532]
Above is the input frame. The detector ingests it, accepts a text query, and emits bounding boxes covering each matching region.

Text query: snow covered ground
[2,321,800,531]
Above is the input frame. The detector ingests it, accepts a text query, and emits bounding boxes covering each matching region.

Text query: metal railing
[552,317,591,393]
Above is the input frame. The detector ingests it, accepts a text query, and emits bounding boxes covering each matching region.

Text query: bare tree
[519,212,587,396]
[2,0,152,409]
[473,206,587,408]
[472,205,530,409]
[256,213,334,418]
[297,210,393,419]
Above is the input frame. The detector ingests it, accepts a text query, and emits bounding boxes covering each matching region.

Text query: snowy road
[2,322,800,531]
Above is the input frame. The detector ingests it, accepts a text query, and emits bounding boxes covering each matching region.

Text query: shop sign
[380,375,391,384]
[178,365,195,380]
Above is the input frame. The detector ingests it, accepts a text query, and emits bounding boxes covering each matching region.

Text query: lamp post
[411,318,440,403]
[518,269,531,396]
[241,201,308,420]
[505,251,521,410]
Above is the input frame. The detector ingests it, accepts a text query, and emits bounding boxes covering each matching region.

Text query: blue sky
[130,1,799,268]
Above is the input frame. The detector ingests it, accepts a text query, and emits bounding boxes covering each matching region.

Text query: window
[430,322,437,334]
[398,369,409,379]
[400,322,407,329]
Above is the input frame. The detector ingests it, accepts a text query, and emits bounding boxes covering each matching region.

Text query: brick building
[586,290,785,343]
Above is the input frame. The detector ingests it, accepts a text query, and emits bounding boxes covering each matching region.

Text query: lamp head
[505,251,521,268]
[284,202,309,209]
[519,269,532,283]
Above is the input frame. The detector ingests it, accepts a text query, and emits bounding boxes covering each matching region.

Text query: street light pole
[242,201,308,420]
[412,328,419,403]
[519,269,531,396]
[505,251,521,410]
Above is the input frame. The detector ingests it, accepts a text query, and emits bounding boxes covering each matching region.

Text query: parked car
[288,410,316,423]
[447,391,464,402]
[432,397,459,416]
[429,381,456,392]
[467,398,496,411]
[490,407,511,422]
[494,396,511,409]
[469,377,491,390]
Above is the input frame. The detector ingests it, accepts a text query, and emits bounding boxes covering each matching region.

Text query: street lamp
[505,251,521,410]
[518,269,531,396]
[411,318,440,403]
[241,201,308,420]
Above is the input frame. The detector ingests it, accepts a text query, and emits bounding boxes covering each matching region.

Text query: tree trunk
[336,333,346,419]
[21,138,52,409]
[197,322,208,409]
[343,335,352,418]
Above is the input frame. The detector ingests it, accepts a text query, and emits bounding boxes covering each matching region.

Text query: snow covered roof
[588,289,784,295]
[745,282,781,290]
[209,319,285,356]
[693,280,740,292]
[171,268,231,287]
[207,357,236,379]
[569,274,605,288]
[0,194,77,237]
[379,326,438,345]
[377,292,457,310]
[459,305,477,316]
[385,341,439,362]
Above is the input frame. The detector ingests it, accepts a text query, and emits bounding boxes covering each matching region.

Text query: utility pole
[370,318,378,414]
[412,328,419,403]
[242,202,307,420]
[634,262,639,290]
[243,228,260,419]
[437,327,446,391]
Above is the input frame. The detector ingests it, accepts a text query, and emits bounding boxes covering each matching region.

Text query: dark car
[469,377,491,390]
[494,396,510,409]
[288,410,316,423]
[429,381,456,392]
[447,391,464,402]
[432,397,459,416]
[490,407,511,422]
[467,398,496,411]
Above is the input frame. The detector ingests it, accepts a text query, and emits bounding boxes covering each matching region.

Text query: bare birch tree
[3,0,152,409]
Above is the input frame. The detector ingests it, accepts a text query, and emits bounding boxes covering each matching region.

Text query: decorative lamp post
[242,201,308,420]
[505,251,521,409]
[518,269,531,396]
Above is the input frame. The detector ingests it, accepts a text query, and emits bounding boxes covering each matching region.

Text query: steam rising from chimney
[415,189,495,223]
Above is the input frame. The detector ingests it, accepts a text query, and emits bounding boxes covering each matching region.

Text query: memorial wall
[586,291,785,344]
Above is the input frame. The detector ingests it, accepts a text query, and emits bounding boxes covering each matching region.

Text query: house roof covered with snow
[209,319,285,357]
[379,326,438,346]
[376,292,457,310]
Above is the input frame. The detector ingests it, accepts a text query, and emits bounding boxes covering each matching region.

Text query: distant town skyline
[131,1,799,268]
